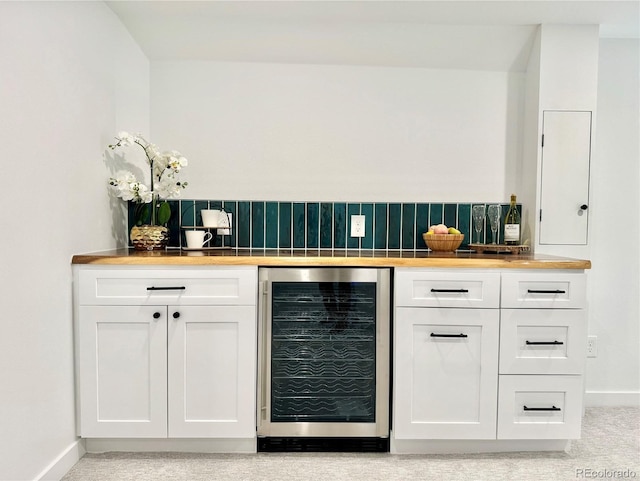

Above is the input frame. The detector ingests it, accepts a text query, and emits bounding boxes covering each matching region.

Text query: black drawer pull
[527,289,566,294]
[431,333,468,338]
[146,286,186,291]
[431,288,469,293]
[526,340,564,345]
[523,405,561,412]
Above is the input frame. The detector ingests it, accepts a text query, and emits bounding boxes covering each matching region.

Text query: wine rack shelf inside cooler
[271,282,377,423]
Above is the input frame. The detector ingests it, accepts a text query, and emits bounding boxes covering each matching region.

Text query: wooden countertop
[72,248,591,269]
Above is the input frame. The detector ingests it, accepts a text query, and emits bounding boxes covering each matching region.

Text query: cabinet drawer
[395,269,500,308]
[78,267,257,306]
[501,272,586,309]
[500,309,586,375]
[497,375,583,439]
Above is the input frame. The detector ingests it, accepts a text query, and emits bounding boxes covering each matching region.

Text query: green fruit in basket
[448,227,461,235]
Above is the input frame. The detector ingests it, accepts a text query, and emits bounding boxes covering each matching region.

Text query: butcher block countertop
[72,248,591,270]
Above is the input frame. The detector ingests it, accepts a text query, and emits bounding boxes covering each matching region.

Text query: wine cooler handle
[260,281,268,422]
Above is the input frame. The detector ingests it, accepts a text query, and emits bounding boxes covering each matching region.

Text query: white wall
[151,61,524,203]
[0,2,149,479]
[586,38,640,405]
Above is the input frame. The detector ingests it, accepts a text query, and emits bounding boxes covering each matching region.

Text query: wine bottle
[504,194,521,245]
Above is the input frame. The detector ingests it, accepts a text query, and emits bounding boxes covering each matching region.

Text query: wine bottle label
[504,224,520,242]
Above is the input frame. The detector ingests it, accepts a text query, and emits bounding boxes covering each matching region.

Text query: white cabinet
[74,266,257,440]
[497,271,587,440]
[393,267,588,448]
[394,269,500,440]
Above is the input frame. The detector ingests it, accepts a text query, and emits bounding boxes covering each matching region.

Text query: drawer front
[500,309,586,375]
[78,267,257,306]
[395,269,500,308]
[501,272,586,309]
[497,375,583,439]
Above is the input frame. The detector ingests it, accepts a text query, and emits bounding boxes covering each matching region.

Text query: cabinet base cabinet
[78,304,256,439]
[497,375,584,440]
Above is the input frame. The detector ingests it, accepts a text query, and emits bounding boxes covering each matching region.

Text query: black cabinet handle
[431,288,469,293]
[146,286,186,291]
[153,312,161,319]
[173,312,181,319]
[527,289,566,294]
[526,340,564,345]
[580,204,588,210]
[431,333,468,338]
[523,405,561,412]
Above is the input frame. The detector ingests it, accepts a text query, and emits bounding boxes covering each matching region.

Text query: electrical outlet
[351,215,365,238]
[587,335,598,357]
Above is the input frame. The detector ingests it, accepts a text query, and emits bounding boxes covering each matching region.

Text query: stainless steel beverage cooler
[257,267,391,451]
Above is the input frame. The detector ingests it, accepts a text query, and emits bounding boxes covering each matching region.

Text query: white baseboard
[585,391,640,407]
[391,438,570,454]
[35,438,86,481]
[84,437,256,454]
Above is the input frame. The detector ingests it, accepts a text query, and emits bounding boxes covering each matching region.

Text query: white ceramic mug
[185,230,213,248]
[201,209,225,228]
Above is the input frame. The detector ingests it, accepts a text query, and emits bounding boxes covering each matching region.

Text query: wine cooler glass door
[258,268,390,438]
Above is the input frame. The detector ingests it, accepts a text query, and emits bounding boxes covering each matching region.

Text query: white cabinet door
[167,305,257,438]
[539,110,592,245]
[78,305,168,438]
[394,307,499,439]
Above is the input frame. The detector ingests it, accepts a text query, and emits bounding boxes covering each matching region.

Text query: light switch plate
[351,215,365,238]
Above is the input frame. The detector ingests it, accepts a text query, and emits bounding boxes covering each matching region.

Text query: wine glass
[487,204,501,244]
[472,205,485,244]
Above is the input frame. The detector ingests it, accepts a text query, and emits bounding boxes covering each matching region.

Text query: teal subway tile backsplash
[334,203,346,249]
[129,199,521,250]
[306,203,319,249]
[402,203,415,250]
[278,202,292,249]
[361,203,374,249]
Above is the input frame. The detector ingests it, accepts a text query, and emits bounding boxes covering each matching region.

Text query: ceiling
[107,1,640,71]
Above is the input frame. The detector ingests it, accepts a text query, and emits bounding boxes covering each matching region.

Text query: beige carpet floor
[62,407,639,481]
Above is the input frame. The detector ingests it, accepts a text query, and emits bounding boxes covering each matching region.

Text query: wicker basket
[423,233,464,252]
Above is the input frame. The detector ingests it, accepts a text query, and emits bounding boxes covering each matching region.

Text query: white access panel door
[539,111,592,245]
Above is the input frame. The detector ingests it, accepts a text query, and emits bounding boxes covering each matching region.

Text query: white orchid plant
[108,132,188,226]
